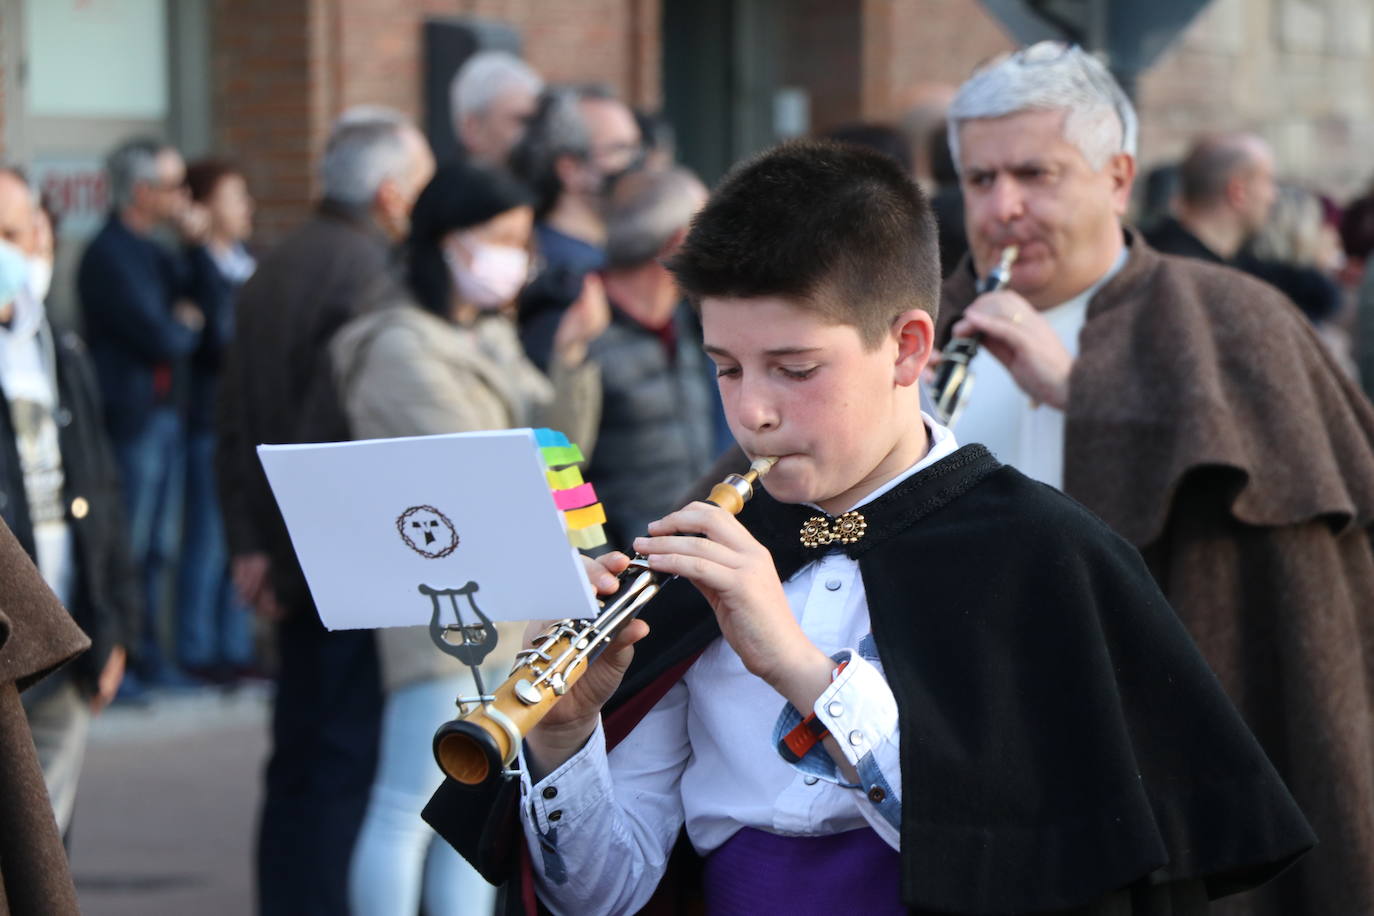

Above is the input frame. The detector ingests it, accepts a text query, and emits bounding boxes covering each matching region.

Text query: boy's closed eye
[713,364,819,380]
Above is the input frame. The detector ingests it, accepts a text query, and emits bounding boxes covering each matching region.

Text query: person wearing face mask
[509,83,645,370]
[0,167,139,842]
[330,160,605,916]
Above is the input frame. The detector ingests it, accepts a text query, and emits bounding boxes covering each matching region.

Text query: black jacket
[0,327,140,696]
[583,303,718,547]
[425,446,1313,915]
[216,201,400,616]
[77,215,200,441]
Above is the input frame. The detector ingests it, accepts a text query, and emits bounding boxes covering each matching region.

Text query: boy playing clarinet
[425,141,1313,915]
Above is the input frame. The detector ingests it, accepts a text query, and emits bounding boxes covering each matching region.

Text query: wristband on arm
[777,660,849,764]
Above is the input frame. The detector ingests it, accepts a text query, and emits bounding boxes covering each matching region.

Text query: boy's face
[702,295,931,516]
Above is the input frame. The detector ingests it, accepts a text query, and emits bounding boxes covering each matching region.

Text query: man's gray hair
[605,167,705,269]
[511,84,624,216]
[107,136,172,210]
[947,44,1138,172]
[321,105,416,206]
[450,51,543,122]
[540,84,619,161]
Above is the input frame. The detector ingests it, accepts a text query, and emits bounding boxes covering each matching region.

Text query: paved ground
[69,685,270,916]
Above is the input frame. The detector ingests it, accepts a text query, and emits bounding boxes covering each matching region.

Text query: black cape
[425,446,1314,915]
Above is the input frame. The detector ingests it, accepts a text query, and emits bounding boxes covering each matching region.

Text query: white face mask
[445,238,530,311]
[27,257,52,303]
[0,240,28,311]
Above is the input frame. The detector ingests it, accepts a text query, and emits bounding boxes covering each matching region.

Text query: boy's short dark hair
[666,139,940,347]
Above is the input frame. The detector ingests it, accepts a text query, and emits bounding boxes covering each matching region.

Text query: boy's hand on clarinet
[636,504,833,713]
[524,552,649,776]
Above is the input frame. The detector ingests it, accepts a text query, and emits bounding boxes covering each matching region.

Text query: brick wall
[883,0,1014,111]
[213,0,660,244]
[212,0,327,243]
[331,0,660,114]
[207,0,1374,246]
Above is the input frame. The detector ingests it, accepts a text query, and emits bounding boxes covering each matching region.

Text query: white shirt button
[824,578,842,591]
[826,701,843,717]
[803,776,819,786]
[848,730,865,747]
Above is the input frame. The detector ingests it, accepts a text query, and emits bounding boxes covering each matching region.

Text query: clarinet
[433,456,778,788]
[930,245,1019,427]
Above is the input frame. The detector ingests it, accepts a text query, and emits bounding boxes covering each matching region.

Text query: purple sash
[703,826,906,914]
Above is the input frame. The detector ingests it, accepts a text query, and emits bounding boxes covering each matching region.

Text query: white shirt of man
[954,248,1127,490]
[518,417,961,916]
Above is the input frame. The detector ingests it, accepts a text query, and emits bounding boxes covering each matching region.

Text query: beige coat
[332,302,600,692]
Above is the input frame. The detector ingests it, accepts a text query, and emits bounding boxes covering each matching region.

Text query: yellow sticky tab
[567,524,608,550]
[546,466,584,490]
[564,503,607,530]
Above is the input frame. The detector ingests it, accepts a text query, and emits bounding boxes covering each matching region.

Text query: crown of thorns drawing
[397,505,459,558]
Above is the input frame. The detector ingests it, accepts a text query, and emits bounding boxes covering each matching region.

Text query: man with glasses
[78,137,206,694]
[510,83,645,369]
[938,43,1374,916]
[449,50,544,169]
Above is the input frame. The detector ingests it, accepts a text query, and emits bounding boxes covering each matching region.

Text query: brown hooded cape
[938,229,1374,916]
[0,516,88,915]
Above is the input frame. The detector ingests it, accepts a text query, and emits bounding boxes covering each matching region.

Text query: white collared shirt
[519,417,961,916]
[953,248,1126,490]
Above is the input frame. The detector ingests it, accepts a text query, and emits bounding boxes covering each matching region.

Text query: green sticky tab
[541,444,585,468]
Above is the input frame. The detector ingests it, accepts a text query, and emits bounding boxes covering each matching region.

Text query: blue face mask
[0,240,28,310]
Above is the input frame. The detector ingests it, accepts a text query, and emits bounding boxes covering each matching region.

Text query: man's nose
[987,174,1025,223]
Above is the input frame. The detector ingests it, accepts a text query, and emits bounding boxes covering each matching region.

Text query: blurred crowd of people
[2,38,1373,916]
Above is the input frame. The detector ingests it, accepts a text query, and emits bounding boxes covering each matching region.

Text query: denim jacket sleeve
[772,644,902,847]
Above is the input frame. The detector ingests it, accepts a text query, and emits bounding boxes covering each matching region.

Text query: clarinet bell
[434,716,507,787]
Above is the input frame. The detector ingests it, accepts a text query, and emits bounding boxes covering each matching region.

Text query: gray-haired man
[216,105,434,916]
[937,43,1374,916]
[510,83,644,368]
[450,50,543,168]
[78,137,206,691]
[580,166,719,546]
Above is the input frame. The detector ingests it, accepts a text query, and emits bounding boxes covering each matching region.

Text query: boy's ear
[891,309,935,387]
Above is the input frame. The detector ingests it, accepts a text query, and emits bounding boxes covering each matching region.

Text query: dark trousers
[256,610,382,916]
[175,429,254,669]
[112,406,183,676]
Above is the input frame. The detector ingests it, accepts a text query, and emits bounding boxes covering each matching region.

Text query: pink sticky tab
[553,482,598,511]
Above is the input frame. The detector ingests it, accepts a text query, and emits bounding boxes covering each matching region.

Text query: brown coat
[0,517,88,915]
[939,230,1374,916]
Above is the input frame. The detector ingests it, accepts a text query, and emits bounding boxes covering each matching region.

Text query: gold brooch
[799,510,868,548]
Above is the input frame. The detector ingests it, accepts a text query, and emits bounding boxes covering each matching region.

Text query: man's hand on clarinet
[524,552,650,776]
[950,289,1073,410]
